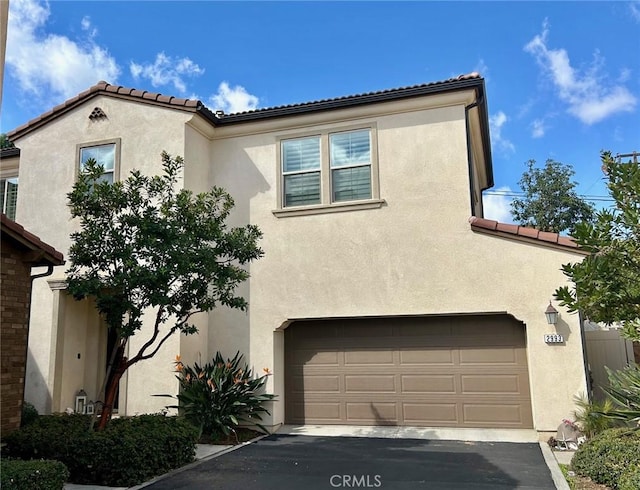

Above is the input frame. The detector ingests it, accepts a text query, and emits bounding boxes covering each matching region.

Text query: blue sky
[3,0,639,223]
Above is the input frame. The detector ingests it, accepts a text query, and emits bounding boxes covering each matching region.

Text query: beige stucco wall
[14,88,587,432]
[16,96,196,415]
[207,92,587,432]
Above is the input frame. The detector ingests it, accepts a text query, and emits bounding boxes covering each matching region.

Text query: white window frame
[77,138,121,184]
[274,125,383,217]
[0,177,19,220]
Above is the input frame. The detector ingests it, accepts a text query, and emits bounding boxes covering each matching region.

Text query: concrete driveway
[142,434,556,489]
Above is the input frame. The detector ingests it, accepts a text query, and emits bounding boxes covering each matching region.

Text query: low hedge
[2,413,198,487]
[0,459,69,490]
[619,465,640,490]
[571,427,640,489]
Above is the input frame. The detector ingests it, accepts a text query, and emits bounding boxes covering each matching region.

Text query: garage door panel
[459,347,517,364]
[402,403,458,424]
[290,323,339,340]
[285,315,533,429]
[461,374,527,394]
[345,375,396,393]
[346,402,397,422]
[344,349,394,365]
[463,404,530,426]
[401,375,456,393]
[400,348,454,365]
[397,321,452,337]
[292,402,342,421]
[341,323,394,338]
[290,375,340,393]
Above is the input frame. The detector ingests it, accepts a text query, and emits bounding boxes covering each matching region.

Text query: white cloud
[482,187,514,223]
[6,0,120,104]
[474,58,489,79]
[531,119,546,138]
[619,67,631,83]
[630,1,640,23]
[209,82,259,114]
[130,52,204,95]
[489,111,515,154]
[524,20,637,124]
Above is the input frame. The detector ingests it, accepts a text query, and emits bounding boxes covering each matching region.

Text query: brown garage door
[285,315,533,428]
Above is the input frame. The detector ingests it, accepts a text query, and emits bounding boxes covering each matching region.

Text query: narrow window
[0,177,18,220]
[330,129,372,202]
[282,136,321,207]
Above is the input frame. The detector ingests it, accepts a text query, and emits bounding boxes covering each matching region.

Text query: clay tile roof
[7,80,205,140]
[1,214,64,266]
[468,216,583,252]
[8,73,486,140]
[220,72,483,120]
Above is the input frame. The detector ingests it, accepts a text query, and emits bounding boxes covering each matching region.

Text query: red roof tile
[1,214,64,265]
[469,216,583,252]
[7,81,206,140]
[7,73,485,140]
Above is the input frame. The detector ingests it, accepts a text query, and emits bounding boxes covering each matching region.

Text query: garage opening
[284,315,533,428]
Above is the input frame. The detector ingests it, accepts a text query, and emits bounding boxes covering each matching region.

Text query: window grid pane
[1,178,18,220]
[330,130,371,168]
[80,144,115,172]
[282,137,321,172]
[284,172,321,207]
[332,166,371,202]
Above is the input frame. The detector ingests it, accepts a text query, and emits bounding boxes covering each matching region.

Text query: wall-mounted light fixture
[545,301,559,325]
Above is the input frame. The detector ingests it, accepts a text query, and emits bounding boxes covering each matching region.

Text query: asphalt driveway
[144,434,556,489]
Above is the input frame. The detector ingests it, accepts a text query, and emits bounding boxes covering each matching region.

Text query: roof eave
[469,217,586,254]
[215,77,486,125]
[1,214,65,266]
[475,81,494,190]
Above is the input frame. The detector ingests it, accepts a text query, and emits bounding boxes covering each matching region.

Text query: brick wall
[1,239,33,437]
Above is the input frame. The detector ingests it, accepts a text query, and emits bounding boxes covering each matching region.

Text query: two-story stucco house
[5,73,589,437]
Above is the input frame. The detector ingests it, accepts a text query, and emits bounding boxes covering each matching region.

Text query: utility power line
[483,190,615,202]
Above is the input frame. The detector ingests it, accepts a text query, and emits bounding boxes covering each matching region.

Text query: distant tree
[67,152,263,429]
[555,151,640,342]
[0,133,15,149]
[511,159,595,235]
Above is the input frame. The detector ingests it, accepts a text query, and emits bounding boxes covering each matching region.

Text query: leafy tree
[0,133,15,149]
[555,151,640,341]
[67,152,263,429]
[511,159,595,234]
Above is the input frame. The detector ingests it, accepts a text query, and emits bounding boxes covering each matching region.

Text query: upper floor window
[330,129,371,203]
[278,127,380,214]
[1,177,18,220]
[78,139,121,184]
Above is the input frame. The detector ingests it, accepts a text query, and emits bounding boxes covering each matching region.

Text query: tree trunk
[97,345,126,430]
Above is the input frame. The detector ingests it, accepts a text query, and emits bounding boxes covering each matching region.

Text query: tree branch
[127,327,176,366]
[132,306,165,362]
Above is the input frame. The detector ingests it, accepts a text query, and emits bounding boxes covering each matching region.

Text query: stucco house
[5,73,590,437]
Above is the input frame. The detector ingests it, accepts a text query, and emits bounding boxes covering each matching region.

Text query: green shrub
[0,459,69,490]
[169,351,276,439]
[604,363,640,427]
[619,465,640,490]
[21,401,39,427]
[573,394,619,437]
[572,427,640,489]
[2,413,198,487]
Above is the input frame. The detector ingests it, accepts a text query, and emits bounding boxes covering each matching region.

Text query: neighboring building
[6,74,590,436]
[1,213,64,437]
